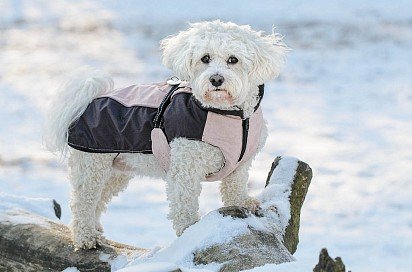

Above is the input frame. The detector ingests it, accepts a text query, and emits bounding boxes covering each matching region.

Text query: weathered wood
[282,158,313,254]
[0,211,147,272]
[193,206,295,272]
[313,248,348,272]
[192,157,313,271]
[0,156,317,272]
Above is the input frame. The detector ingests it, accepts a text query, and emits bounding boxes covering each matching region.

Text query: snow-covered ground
[0,0,411,271]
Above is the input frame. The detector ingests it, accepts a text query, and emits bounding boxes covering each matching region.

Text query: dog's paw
[72,229,104,250]
[175,226,186,237]
[95,221,104,233]
[173,217,199,237]
[175,222,196,237]
[242,197,261,214]
[74,235,104,250]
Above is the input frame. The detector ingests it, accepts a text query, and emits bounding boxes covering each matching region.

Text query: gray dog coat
[68,81,264,181]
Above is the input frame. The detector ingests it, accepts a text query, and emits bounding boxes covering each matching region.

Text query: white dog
[44,20,286,249]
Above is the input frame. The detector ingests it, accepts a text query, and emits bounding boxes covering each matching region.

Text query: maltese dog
[45,20,287,249]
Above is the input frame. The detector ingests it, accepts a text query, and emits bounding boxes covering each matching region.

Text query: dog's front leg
[220,159,260,212]
[166,141,204,236]
[165,166,202,236]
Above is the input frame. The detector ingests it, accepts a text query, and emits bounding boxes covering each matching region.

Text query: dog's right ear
[160,30,193,80]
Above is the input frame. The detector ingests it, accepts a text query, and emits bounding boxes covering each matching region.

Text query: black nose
[209,74,225,87]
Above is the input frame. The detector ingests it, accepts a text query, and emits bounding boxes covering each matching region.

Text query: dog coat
[68,81,264,181]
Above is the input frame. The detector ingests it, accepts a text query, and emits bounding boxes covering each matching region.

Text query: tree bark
[0,212,147,271]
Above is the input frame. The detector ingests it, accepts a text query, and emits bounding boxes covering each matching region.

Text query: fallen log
[0,156,335,272]
[189,157,312,271]
[0,215,147,271]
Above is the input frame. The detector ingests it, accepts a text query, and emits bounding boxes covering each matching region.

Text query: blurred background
[0,1,411,271]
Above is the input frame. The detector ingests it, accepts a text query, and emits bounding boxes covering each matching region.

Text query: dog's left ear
[248,31,288,84]
[160,30,193,80]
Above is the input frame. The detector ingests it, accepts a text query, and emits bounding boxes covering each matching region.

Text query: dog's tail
[43,69,113,158]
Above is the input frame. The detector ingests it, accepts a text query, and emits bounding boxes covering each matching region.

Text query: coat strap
[153,84,182,128]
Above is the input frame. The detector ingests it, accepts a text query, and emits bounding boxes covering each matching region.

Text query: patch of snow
[0,193,61,227]
[100,252,129,271]
[0,192,58,220]
[258,157,299,232]
[180,268,216,272]
[128,211,247,268]
[117,262,180,272]
[110,255,129,271]
[0,207,51,228]
[61,267,80,272]
[242,260,314,272]
[122,210,281,271]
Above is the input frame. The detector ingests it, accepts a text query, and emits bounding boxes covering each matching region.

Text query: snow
[100,253,130,271]
[0,193,59,227]
[118,262,180,272]
[0,207,51,228]
[127,211,248,269]
[0,193,58,220]
[119,262,216,272]
[1,1,411,271]
[61,268,80,272]
[259,156,299,232]
[242,260,314,272]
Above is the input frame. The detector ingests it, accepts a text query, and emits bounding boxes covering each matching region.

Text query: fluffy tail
[44,70,114,157]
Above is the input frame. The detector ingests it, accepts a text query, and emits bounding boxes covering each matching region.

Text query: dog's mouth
[213,88,225,93]
[204,88,233,102]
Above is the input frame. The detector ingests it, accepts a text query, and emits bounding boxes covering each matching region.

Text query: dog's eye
[201,54,211,64]
[227,56,238,64]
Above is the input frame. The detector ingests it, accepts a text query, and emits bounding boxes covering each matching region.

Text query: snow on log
[187,156,312,271]
[0,156,317,272]
[0,194,148,271]
[0,193,61,221]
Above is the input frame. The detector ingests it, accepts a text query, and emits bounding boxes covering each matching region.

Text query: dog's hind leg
[94,170,133,234]
[93,153,164,234]
[68,150,115,249]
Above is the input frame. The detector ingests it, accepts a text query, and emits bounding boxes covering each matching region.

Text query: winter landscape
[0,0,411,271]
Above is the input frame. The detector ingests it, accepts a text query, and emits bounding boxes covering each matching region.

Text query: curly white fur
[44,69,113,157]
[161,20,287,118]
[45,20,285,249]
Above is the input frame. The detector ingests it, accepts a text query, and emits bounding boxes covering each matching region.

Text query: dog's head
[161,20,287,114]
